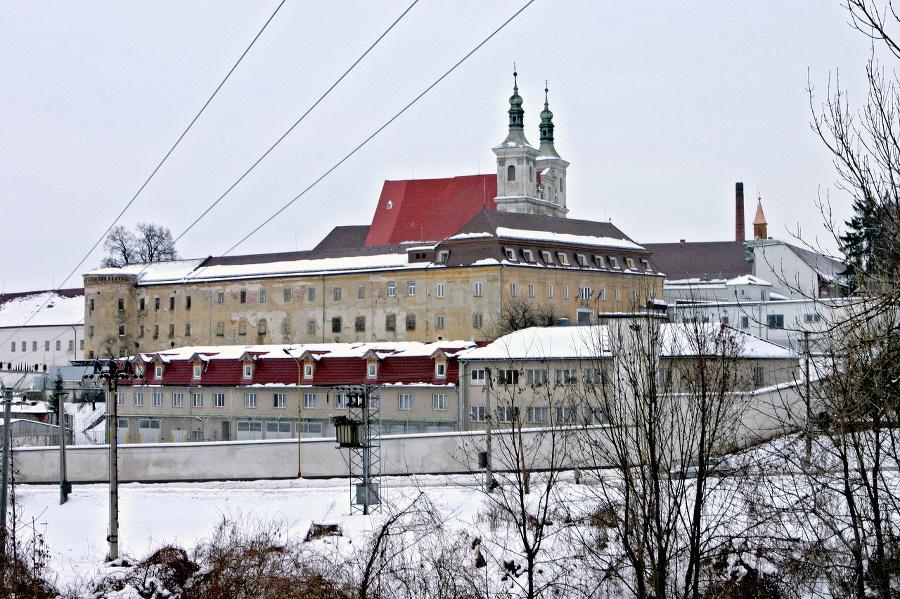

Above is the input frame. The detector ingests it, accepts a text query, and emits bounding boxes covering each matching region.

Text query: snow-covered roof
[665,275,772,288]
[0,291,84,328]
[493,227,645,251]
[460,323,796,361]
[136,340,477,363]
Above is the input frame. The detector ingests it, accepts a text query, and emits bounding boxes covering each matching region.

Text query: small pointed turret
[501,70,530,147]
[537,83,560,158]
[753,197,768,239]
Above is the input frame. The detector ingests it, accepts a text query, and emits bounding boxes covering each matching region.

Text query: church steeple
[537,83,560,158]
[753,196,768,239]
[501,70,530,147]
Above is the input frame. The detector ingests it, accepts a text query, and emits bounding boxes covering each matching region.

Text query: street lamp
[82,358,143,561]
[282,348,303,478]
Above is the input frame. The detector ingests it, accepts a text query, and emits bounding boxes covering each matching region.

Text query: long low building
[109,321,800,444]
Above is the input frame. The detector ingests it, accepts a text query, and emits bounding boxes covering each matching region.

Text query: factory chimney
[735,182,745,241]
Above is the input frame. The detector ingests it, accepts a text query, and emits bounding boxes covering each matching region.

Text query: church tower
[753,197,768,239]
[534,85,569,216]
[493,73,567,218]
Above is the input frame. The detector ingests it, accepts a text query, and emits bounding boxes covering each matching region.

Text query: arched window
[507,164,516,181]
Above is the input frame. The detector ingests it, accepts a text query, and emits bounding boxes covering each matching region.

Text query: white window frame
[243,363,253,379]
[433,393,448,411]
[436,283,445,298]
[303,393,316,408]
[398,393,413,411]
[474,282,483,297]
[273,393,286,408]
[304,363,314,379]
[244,392,257,408]
[471,369,486,385]
[367,362,378,378]
[435,361,447,378]
[407,281,416,296]
[470,406,487,422]
[213,393,225,408]
[173,393,184,407]
[192,393,203,407]
[193,363,202,379]
[387,281,396,297]
[133,392,143,407]
[152,392,164,407]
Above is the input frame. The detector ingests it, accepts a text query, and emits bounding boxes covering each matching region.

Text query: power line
[171,0,421,247]
[224,0,537,255]
[0,1,286,350]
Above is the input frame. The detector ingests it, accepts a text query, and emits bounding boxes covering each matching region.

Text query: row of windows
[9,339,82,353]
[469,367,609,386]
[469,404,599,424]
[502,247,650,273]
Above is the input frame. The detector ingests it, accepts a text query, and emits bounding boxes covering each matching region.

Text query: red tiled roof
[365,174,497,246]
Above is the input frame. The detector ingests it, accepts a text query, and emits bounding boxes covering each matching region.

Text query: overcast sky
[0,1,877,293]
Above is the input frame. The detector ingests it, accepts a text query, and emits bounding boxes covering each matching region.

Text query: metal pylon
[347,385,381,515]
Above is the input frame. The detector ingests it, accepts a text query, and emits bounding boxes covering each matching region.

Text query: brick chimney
[735,182,745,241]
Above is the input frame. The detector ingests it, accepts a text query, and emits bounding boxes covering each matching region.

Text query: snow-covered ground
[14,474,488,593]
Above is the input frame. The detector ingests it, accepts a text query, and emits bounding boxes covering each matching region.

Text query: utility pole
[58,380,70,505]
[485,368,493,493]
[282,348,303,478]
[83,359,142,561]
[1,387,12,540]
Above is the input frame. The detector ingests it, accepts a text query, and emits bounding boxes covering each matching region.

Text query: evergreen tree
[48,372,67,425]
[839,193,900,289]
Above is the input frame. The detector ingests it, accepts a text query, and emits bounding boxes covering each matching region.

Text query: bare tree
[101,223,178,268]
[492,298,558,338]
[573,318,755,599]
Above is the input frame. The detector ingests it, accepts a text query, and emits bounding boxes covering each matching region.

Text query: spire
[537,82,560,158]
[500,68,530,147]
[753,196,768,239]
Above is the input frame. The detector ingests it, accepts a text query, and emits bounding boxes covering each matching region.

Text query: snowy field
[14,474,489,592]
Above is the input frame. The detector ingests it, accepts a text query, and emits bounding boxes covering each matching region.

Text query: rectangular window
[185,295,192,310]
[471,369,486,385]
[358,285,366,299]
[238,321,246,336]
[367,362,378,378]
[436,314,445,330]
[258,320,267,335]
[473,313,483,329]
[185,323,191,336]
[133,392,143,407]
[753,367,766,387]
[510,282,517,297]
[56,340,62,351]
[273,393,286,408]
[499,369,519,385]
[563,286,570,300]
[529,283,535,298]
[522,249,535,263]
[304,363,314,378]
[470,406,486,422]
[388,281,396,297]
[332,317,342,333]
[626,258,636,270]
[193,364,202,379]
[192,393,203,407]
[10,342,15,352]
[497,405,518,422]
[169,296,175,310]
[283,288,292,302]
[407,281,416,296]
[436,283,445,298]
[173,393,184,407]
[386,314,397,331]
[139,298,145,311]
[154,297,160,311]
[556,369,578,385]
[577,254,587,267]
[45,340,50,351]
[579,286,592,300]
[155,364,163,378]
[116,392,125,406]
[138,325,144,338]
[541,250,553,264]
[548,284,553,299]
[557,252,570,266]
[406,314,416,330]
[504,247,517,261]
[584,368,609,386]
[152,324,158,339]
[282,319,291,335]
[399,393,413,411]
[631,289,638,303]
[767,314,785,329]
[240,290,247,303]
[218,292,225,304]
[334,393,347,409]
[355,316,366,332]
[243,363,253,378]
[216,322,224,336]
[89,326,95,338]
[308,287,316,301]
[308,319,316,334]
[615,288,621,302]
[333,287,342,301]
[526,369,548,386]
[594,255,606,268]
[474,282,482,297]
[153,392,164,407]
[213,393,225,408]
[89,298,95,311]
[118,298,125,311]
[527,406,549,424]
[168,324,175,337]
[598,288,606,301]
[303,393,316,408]
[433,393,448,411]
[556,406,578,424]
[245,393,257,408]
[118,325,126,337]
[259,289,266,303]
[435,361,447,378]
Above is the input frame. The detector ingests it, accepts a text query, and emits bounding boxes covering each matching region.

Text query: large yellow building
[83,79,664,359]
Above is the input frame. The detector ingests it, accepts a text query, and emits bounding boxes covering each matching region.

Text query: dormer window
[609,257,619,269]
[437,250,450,264]
[304,362,314,379]
[557,252,570,266]
[504,248,517,261]
[522,249,535,263]
[641,259,652,272]
[577,254,587,267]
[541,250,553,264]
[594,255,606,268]
[625,258,636,270]
[192,364,202,379]
[435,360,447,378]
[155,364,163,379]
[367,361,378,379]
[243,363,253,379]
